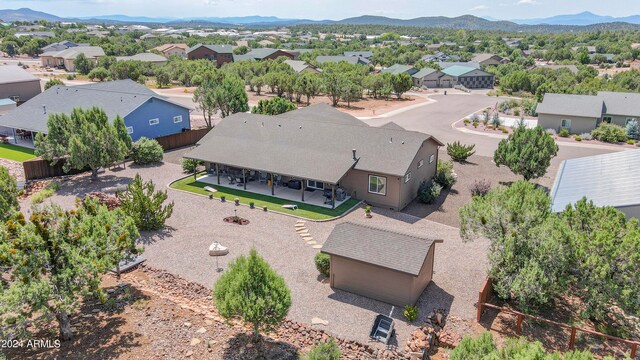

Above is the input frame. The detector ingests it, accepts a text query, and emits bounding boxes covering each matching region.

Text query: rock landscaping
[404,309,463,356]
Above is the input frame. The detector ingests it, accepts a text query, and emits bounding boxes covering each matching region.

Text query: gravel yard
[21,160,490,348]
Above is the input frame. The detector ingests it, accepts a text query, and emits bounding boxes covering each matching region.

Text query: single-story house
[116,53,168,65]
[344,51,373,59]
[550,150,640,219]
[258,40,275,47]
[184,104,443,211]
[441,65,495,89]
[411,68,453,88]
[381,64,418,76]
[0,65,42,103]
[153,43,189,58]
[233,48,294,62]
[140,33,156,41]
[589,53,616,64]
[321,222,441,306]
[536,91,640,134]
[571,46,597,54]
[471,53,508,66]
[0,80,191,144]
[15,32,55,39]
[187,44,234,67]
[41,41,81,53]
[421,52,460,62]
[536,64,580,74]
[316,56,370,66]
[40,46,105,72]
[284,59,321,74]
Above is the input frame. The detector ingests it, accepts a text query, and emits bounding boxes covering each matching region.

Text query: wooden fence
[23,158,87,181]
[154,128,210,151]
[476,277,639,358]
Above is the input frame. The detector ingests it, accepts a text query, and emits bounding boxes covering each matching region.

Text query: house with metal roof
[440,65,495,89]
[380,64,418,76]
[550,150,640,219]
[536,91,640,134]
[187,44,234,67]
[321,222,441,306]
[0,65,42,103]
[0,80,191,146]
[316,56,370,66]
[184,104,443,211]
[40,46,105,72]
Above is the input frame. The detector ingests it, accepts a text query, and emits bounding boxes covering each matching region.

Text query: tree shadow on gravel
[222,332,299,360]
[56,174,134,198]
[138,226,176,245]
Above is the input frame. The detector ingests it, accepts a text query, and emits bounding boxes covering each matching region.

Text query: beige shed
[321,222,440,306]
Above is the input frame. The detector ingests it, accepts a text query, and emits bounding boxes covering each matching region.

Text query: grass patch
[30,181,60,205]
[170,173,360,221]
[0,143,36,162]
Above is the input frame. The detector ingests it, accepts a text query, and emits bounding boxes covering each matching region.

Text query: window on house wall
[561,119,571,129]
[306,180,324,190]
[173,115,183,123]
[418,159,424,168]
[602,116,612,123]
[404,172,412,183]
[626,118,636,125]
[429,154,435,164]
[126,126,133,134]
[149,118,160,125]
[368,175,386,195]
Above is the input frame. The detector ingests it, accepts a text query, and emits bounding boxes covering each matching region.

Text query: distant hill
[512,11,640,26]
[0,8,63,22]
[3,8,640,32]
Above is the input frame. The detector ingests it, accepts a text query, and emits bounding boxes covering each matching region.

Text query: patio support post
[12,128,17,144]
[331,184,336,209]
[271,173,275,195]
[216,163,220,184]
[242,169,246,190]
[301,179,305,202]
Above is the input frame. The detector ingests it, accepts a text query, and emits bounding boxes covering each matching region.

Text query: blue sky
[6,0,640,20]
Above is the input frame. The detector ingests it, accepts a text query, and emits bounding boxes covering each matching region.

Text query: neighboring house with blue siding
[0,80,192,144]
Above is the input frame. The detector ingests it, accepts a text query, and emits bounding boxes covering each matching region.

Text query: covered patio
[197,164,350,209]
[0,126,36,148]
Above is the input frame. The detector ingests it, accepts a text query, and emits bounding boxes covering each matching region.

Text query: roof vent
[352,149,357,160]
[299,126,302,129]
[42,105,46,114]
[389,137,393,143]
[261,122,264,127]
[244,120,247,123]
[278,124,282,127]
[401,141,405,144]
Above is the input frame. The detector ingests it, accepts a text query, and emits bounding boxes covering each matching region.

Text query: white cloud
[470,5,488,11]
[516,0,538,4]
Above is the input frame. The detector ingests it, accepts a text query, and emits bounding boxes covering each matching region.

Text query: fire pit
[223,216,250,225]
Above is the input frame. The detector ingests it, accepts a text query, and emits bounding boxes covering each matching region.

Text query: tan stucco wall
[330,255,415,306]
[329,243,436,306]
[398,140,439,210]
[537,113,599,134]
[340,169,402,210]
[0,80,41,103]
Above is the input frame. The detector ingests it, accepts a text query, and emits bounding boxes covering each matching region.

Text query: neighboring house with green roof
[441,65,495,89]
[381,64,418,76]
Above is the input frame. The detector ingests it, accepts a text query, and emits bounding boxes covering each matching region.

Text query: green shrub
[304,338,341,360]
[558,128,569,137]
[66,74,75,80]
[513,109,520,117]
[44,78,64,90]
[30,181,60,204]
[591,123,627,143]
[314,252,330,277]
[119,174,174,230]
[469,179,491,197]
[626,119,640,140]
[181,158,202,173]
[403,305,419,322]
[574,136,582,141]
[627,139,635,145]
[434,160,456,188]
[131,137,164,165]
[446,141,476,162]
[501,128,509,134]
[473,122,478,128]
[463,119,470,124]
[418,181,442,204]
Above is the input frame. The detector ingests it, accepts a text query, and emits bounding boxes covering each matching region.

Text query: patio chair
[258,173,267,184]
[228,176,235,185]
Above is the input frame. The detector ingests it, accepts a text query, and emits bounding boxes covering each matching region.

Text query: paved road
[364,92,618,174]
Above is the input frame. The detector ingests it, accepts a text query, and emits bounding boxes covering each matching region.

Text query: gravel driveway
[25,161,489,348]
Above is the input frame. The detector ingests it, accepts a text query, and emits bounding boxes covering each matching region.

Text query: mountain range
[2,8,640,31]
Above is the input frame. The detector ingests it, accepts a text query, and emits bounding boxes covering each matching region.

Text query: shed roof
[184,104,442,184]
[0,80,190,134]
[321,222,436,276]
[0,65,40,84]
[597,91,640,116]
[550,150,640,212]
[535,93,604,118]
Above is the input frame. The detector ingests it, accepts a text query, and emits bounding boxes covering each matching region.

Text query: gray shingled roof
[187,44,234,55]
[551,150,640,212]
[185,104,442,184]
[535,93,604,118]
[412,68,439,79]
[437,61,481,69]
[284,59,316,73]
[40,46,105,59]
[316,56,369,65]
[472,53,503,63]
[381,64,415,75]
[597,91,640,116]
[0,80,189,134]
[321,222,436,276]
[0,65,40,85]
[344,51,373,58]
[244,48,286,59]
[116,53,167,62]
